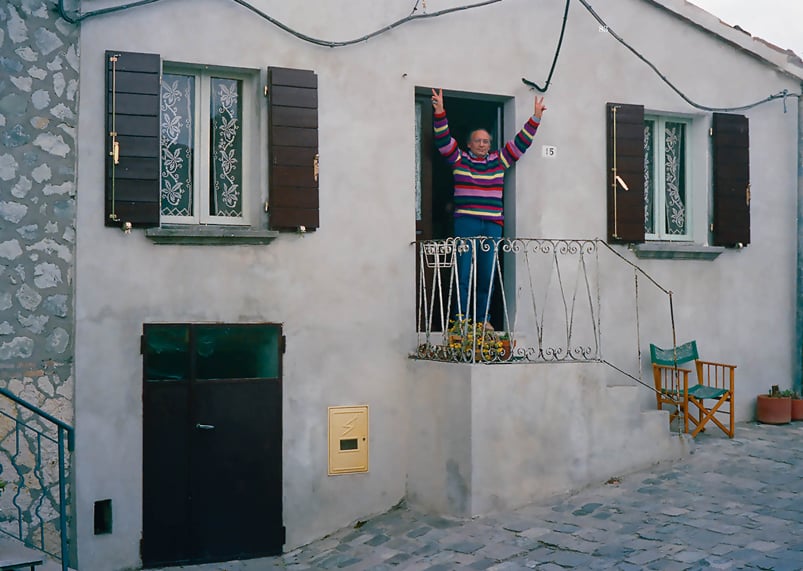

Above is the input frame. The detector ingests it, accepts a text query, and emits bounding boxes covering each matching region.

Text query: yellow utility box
[328,405,369,475]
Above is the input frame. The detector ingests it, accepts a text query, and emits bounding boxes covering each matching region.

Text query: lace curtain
[644,120,686,236]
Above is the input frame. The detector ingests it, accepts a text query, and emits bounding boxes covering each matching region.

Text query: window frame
[643,114,693,242]
[160,64,256,227]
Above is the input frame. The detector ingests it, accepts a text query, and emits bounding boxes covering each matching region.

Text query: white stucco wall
[74,0,802,568]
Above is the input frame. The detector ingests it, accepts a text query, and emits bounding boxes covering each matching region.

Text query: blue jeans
[454,216,502,324]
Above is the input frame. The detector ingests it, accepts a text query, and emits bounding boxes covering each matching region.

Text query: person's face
[467,130,491,158]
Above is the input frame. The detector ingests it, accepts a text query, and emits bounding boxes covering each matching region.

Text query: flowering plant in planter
[446,315,513,362]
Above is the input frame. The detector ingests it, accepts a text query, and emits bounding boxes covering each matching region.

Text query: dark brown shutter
[606,103,645,243]
[712,113,750,247]
[267,67,319,230]
[105,50,161,228]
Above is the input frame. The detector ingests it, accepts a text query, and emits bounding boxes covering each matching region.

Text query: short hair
[466,128,492,146]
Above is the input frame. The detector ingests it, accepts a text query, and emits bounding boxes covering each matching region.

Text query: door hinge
[281,335,286,354]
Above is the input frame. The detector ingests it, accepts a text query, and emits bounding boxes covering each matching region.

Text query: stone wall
[0,0,77,423]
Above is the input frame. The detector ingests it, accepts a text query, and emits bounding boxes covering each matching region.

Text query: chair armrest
[696,359,736,370]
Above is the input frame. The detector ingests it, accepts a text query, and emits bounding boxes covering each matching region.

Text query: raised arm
[431,88,461,166]
[499,95,547,168]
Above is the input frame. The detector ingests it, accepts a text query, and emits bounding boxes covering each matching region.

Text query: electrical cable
[57,0,504,47]
[574,0,801,112]
[522,0,571,92]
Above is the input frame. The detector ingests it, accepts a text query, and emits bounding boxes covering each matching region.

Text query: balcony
[409,237,691,517]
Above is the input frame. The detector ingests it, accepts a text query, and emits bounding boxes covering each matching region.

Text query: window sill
[631,242,725,260]
[146,225,279,245]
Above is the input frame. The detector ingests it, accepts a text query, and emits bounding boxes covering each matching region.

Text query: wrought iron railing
[415,237,676,374]
[0,386,74,571]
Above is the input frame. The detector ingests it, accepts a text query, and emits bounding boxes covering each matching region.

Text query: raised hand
[534,96,547,119]
[431,88,444,114]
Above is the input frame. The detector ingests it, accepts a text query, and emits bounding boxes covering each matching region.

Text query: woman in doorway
[431,88,546,331]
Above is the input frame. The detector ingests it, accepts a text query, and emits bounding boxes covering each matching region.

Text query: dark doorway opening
[416,90,507,330]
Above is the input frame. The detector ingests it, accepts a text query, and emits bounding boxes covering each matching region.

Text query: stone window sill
[146,225,279,245]
[631,242,725,260]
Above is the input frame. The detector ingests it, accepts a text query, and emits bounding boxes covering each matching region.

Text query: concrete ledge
[145,225,279,245]
[632,242,726,260]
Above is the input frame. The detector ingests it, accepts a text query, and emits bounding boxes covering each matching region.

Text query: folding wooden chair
[650,340,735,438]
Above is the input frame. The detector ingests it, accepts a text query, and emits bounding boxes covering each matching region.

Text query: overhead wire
[522,0,571,92]
[57,0,802,110]
[573,0,801,112]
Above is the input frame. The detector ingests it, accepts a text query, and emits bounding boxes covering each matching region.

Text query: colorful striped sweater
[433,111,541,225]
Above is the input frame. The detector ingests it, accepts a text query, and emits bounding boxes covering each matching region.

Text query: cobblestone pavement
[159,422,803,570]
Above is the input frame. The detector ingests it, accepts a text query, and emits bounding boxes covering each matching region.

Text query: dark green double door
[142,323,283,567]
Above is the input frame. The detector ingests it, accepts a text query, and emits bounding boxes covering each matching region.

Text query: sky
[688,0,803,57]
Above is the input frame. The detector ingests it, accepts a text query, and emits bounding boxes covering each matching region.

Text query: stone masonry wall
[0,0,78,423]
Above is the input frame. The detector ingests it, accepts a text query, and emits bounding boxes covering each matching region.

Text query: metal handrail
[0,386,74,571]
[414,237,676,391]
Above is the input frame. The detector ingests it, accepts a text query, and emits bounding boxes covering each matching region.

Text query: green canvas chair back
[650,340,699,367]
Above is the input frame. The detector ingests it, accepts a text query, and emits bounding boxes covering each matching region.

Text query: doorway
[415,90,507,330]
[141,323,284,567]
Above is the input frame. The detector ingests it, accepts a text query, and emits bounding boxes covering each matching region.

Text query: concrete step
[0,536,73,571]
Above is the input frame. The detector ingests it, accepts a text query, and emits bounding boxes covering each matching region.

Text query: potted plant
[756,385,792,424]
[446,316,512,362]
[792,391,803,422]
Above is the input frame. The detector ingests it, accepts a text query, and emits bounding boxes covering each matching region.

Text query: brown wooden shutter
[267,67,319,230]
[712,113,750,247]
[105,50,161,228]
[606,103,645,243]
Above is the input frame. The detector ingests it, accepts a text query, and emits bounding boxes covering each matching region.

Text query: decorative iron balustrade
[0,387,74,571]
[415,237,675,370]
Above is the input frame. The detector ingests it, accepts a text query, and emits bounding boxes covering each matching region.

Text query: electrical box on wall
[328,405,369,475]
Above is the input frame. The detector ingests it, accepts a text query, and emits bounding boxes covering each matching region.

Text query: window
[644,116,690,241]
[160,69,250,225]
[104,51,320,234]
[606,103,749,249]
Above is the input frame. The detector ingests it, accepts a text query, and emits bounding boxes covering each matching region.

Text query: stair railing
[0,386,74,571]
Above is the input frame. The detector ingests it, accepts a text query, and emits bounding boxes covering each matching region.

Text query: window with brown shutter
[606,103,645,243]
[105,50,161,228]
[712,113,750,247]
[267,67,320,231]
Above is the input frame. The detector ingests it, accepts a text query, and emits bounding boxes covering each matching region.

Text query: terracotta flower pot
[792,398,803,421]
[756,394,792,424]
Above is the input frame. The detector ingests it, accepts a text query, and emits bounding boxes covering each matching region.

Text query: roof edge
[643,0,803,82]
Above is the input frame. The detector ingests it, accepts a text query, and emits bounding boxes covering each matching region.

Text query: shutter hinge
[264,200,270,213]
[264,85,269,97]
[710,222,714,232]
[313,153,319,183]
[281,335,286,354]
[746,184,751,205]
[140,335,145,355]
[709,127,713,136]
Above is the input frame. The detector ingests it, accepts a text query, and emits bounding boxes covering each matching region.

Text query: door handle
[195,423,215,430]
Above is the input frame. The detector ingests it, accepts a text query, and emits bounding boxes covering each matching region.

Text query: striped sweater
[433,111,540,225]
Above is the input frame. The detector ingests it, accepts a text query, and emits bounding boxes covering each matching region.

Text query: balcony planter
[756,386,791,424]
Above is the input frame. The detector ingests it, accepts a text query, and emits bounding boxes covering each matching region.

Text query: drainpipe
[797,81,803,393]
